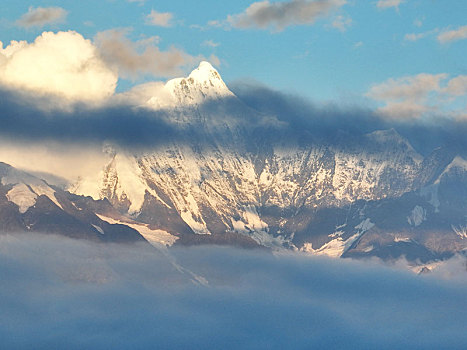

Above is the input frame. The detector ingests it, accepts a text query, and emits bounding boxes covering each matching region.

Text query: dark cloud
[0,88,178,148]
[0,86,277,150]
[1,81,467,157]
[0,233,466,349]
[230,82,467,156]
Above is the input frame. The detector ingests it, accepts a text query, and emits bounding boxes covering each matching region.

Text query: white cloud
[331,15,352,32]
[367,73,467,119]
[353,41,363,48]
[404,32,427,42]
[94,29,199,79]
[376,0,403,9]
[135,35,161,47]
[202,40,220,48]
[404,29,438,42]
[368,73,446,102]
[207,20,224,28]
[0,30,220,108]
[227,0,347,32]
[0,31,117,103]
[16,6,68,28]
[437,25,467,44]
[413,18,423,28]
[145,10,174,27]
[445,75,467,96]
[376,101,430,119]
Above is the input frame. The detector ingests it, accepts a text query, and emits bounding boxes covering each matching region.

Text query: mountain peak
[188,61,224,86]
[195,61,216,73]
[145,61,233,108]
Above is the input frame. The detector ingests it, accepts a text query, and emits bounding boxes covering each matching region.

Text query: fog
[0,233,465,349]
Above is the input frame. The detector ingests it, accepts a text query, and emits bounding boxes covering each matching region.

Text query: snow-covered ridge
[69,125,426,246]
[0,162,62,213]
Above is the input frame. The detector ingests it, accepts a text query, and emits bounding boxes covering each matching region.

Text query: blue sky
[0,0,466,117]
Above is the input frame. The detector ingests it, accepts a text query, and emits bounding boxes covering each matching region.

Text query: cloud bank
[0,76,466,161]
[227,0,346,31]
[16,6,68,28]
[231,82,467,155]
[0,233,466,349]
[0,86,179,148]
[0,31,117,103]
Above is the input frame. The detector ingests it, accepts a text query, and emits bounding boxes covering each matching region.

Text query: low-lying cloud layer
[0,233,465,349]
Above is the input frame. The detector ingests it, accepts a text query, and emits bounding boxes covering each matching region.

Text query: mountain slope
[65,62,466,263]
[0,162,150,243]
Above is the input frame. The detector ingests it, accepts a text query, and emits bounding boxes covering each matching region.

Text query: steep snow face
[69,127,426,247]
[332,129,422,202]
[71,150,171,216]
[145,61,234,109]
[4,184,37,214]
[0,163,62,213]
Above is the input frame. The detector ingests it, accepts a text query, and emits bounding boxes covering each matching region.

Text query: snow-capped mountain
[0,62,464,266]
[62,62,466,263]
[0,161,150,243]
